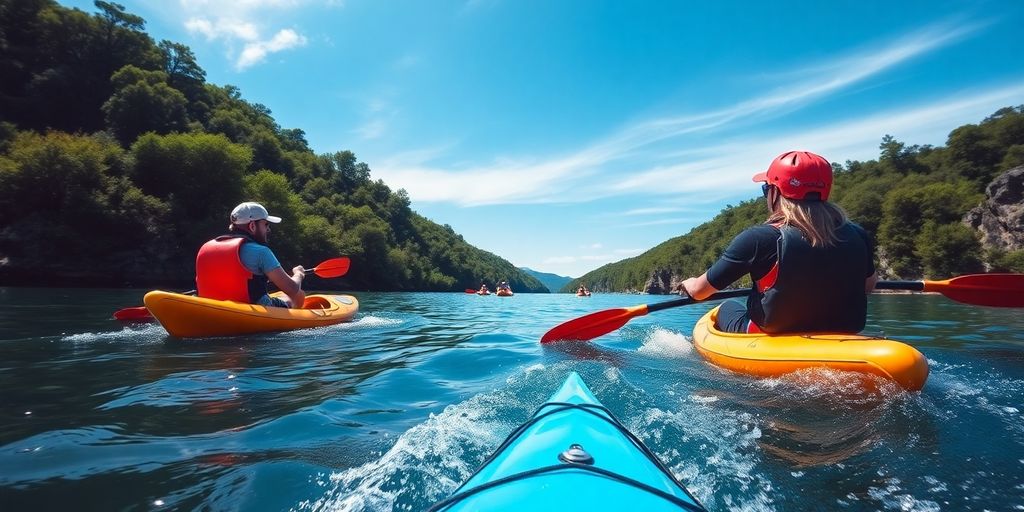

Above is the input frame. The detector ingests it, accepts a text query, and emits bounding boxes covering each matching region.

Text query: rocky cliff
[965,165,1024,252]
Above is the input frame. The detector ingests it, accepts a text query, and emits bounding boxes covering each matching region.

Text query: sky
[64,0,1024,277]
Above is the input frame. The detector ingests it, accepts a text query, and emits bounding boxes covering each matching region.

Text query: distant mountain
[520,268,573,293]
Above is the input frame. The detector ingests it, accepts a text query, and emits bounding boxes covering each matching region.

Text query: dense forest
[0,0,547,292]
[566,108,1024,292]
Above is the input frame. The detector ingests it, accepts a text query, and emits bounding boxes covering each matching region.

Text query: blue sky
[65,0,1024,277]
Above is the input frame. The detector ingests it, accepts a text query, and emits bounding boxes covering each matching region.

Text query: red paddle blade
[465,289,479,294]
[311,257,351,278]
[541,305,649,343]
[113,306,154,321]
[926,273,1024,307]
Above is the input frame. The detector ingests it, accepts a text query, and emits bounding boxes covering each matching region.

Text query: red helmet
[752,151,832,201]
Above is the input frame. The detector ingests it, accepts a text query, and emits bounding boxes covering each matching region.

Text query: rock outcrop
[965,165,1024,251]
[643,268,683,294]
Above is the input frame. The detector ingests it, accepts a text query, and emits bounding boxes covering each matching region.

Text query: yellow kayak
[144,290,358,338]
[692,305,929,390]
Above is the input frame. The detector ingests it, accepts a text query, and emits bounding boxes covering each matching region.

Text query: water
[1,287,1023,511]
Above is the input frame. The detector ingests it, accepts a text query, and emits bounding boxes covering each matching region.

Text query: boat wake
[297,377,533,512]
[636,328,694,358]
[61,322,167,343]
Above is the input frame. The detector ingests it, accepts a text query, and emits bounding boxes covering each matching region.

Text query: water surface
[1,288,1023,511]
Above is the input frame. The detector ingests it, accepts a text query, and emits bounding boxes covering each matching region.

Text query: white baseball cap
[230,202,282,224]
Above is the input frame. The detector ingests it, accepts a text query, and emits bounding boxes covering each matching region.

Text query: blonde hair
[766,196,849,247]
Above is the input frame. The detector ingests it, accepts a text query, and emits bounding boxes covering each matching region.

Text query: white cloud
[373,20,993,207]
[178,0,326,70]
[235,29,308,70]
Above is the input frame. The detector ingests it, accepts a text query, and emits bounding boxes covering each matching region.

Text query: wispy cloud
[542,247,645,272]
[374,20,991,206]
[619,207,691,216]
[612,82,1024,198]
[179,0,327,70]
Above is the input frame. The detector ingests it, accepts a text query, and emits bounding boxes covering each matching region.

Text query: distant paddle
[541,273,1024,343]
[466,289,479,294]
[113,256,352,321]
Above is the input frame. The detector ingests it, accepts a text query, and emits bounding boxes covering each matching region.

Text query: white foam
[633,406,774,510]
[298,390,513,512]
[61,323,167,343]
[637,328,693,358]
[752,367,904,403]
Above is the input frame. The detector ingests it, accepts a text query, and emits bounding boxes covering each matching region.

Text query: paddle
[541,289,747,343]
[873,273,1024,308]
[540,273,1024,343]
[466,289,479,294]
[302,257,351,278]
[112,256,352,321]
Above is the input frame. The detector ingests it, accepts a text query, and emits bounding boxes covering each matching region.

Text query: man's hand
[292,265,306,280]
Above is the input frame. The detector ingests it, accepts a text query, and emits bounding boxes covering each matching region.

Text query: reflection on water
[0,288,1023,510]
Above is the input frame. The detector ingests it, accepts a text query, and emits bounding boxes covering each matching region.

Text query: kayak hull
[692,305,928,390]
[431,372,704,511]
[496,290,514,296]
[143,290,358,338]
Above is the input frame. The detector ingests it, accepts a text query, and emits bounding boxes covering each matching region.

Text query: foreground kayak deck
[143,291,358,338]
[430,372,706,511]
[692,305,929,390]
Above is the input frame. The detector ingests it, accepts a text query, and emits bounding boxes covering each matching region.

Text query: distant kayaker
[195,202,306,308]
[478,283,490,294]
[677,151,878,333]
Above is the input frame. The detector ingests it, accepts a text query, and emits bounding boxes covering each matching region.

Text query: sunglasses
[761,184,772,197]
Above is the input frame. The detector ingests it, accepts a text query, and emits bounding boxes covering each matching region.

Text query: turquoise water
[1,287,1023,511]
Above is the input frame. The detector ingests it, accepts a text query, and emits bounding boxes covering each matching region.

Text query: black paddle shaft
[874,280,925,292]
[646,288,751,314]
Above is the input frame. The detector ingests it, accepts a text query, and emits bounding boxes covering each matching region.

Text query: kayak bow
[430,372,706,511]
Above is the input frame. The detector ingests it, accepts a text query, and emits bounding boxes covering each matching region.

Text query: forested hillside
[0,0,547,292]
[565,108,1024,293]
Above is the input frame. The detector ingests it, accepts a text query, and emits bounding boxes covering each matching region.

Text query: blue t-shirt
[238,243,285,307]
[238,242,282,276]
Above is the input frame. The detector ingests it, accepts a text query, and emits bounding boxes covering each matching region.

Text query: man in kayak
[195,202,306,308]
[677,151,878,333]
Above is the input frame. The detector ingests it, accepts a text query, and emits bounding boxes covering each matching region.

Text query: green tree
[130,132,250,244]
[102,65,189,144]
[914,222,983,278]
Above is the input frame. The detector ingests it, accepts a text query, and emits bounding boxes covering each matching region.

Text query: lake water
[1,287,1023,511]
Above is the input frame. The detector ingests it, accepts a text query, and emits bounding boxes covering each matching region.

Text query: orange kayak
[144,290,358,338]
[692,305,929,390]
[496,289,514,296]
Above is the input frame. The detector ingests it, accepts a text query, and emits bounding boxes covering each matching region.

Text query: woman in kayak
[195,202,307,308]
[678,151,878,333]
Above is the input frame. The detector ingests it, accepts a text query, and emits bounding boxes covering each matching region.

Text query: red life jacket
[195,235,268,303]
